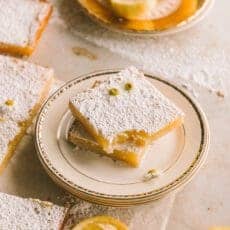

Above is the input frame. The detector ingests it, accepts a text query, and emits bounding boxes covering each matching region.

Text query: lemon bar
[0,192,67,229]
[68,119,148,167]
[0,0,52,56]
[69,67,184,153]
[0,55,53,174]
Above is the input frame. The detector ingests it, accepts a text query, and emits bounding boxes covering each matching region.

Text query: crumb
[34,207,40,214]
[181,83,199,98]
[92,80,101,88]
[216,91,224,98]
[72,47,97,60]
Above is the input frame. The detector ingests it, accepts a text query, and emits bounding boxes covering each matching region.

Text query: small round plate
[35,70,210,206]
[77,0,214,36]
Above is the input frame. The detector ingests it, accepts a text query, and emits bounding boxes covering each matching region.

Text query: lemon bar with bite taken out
[69,66,184,154]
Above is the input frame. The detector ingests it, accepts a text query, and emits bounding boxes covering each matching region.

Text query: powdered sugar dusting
[70,67,183,144]
[0,0,51,46]
[0,55,53,163]
[52,0,229,95]
[0,192,67,230]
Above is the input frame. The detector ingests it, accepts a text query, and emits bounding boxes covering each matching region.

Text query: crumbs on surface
[72,47,97,60]
[216,90,225,98]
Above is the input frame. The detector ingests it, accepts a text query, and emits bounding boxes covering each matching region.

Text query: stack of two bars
[69,67,184,167]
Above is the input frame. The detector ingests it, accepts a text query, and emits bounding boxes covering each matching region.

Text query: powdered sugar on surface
[0,55,53,164]
[70,67,183,144]
[0,0,51,46]
[0,192,67,230]
[50,0,230,95]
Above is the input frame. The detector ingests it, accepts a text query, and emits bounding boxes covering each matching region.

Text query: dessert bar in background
[0,0,52,56]
[0,192,67,230]
[0,55,53,174]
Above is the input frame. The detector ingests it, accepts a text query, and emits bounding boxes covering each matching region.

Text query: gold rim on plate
[35,70,210,206]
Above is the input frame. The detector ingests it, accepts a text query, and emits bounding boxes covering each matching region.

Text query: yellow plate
[77,0,214,36]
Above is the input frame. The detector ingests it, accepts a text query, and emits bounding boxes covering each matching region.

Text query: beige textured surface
[0,0,229,229]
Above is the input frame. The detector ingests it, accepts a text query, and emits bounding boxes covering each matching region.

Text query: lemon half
[72,216,128,230]
[109,0,156,20]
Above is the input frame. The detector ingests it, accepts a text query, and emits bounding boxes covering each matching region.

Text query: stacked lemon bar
[69,67,184,167]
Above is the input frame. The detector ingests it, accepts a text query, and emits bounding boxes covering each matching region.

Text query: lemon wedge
[72,216,128,230]
[109,0,156,20]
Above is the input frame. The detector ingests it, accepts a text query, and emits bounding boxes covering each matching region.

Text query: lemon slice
[72,216,128,230]
[109,0,156,20]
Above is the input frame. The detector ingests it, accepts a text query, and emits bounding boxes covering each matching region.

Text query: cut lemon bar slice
[73,215,128,230]
[68,119,149,167]
[0,192,67,229]
[0,55,53,174]
[69,66,184,153]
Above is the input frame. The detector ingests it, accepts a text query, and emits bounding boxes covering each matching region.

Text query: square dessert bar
[0,192,67,229]
[69,67,184,153]
[0,55,54,174]
[0,0,52,56]
[68,119,148,167]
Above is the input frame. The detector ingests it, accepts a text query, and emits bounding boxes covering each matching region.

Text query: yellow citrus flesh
[110,0,156,20]
[72,216,128,230]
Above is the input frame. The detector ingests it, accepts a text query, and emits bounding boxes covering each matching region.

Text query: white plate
[35,70,210,206]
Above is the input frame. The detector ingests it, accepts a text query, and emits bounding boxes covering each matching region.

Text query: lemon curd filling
[115,130,149,147]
